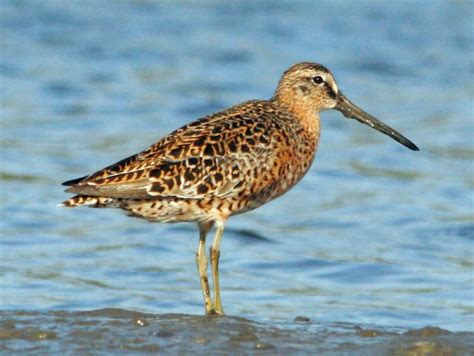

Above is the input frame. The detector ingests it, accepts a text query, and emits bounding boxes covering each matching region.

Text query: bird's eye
[312,76,324,84]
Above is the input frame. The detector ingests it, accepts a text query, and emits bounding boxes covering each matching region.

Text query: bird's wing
[64,101,300,200]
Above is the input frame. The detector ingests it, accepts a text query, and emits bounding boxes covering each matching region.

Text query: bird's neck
[270,94,321,139]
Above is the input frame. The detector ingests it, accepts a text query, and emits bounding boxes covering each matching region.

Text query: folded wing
[63,101,294,201]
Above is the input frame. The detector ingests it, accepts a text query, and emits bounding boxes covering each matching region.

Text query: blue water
[1,0,473,332]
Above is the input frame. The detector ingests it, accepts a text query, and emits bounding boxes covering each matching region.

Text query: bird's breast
[232,121,320,213]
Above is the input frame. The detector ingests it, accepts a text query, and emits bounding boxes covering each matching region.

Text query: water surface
[1,1,473,348]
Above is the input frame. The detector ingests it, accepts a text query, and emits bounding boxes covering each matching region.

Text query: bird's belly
[122,198,208,222]
[122,196,248,223]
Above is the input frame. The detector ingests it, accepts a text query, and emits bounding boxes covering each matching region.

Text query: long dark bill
[335,92,419,151]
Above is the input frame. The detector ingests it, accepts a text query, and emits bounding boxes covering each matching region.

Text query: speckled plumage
[61,62,418,315]
[62,100,317,222]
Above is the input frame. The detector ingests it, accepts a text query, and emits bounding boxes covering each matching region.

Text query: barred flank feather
[59,195,117,208]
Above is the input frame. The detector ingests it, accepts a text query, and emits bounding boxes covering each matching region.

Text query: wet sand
[1,309,472,354]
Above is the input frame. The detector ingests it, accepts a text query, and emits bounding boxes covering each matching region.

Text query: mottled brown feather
[65,100,308,203]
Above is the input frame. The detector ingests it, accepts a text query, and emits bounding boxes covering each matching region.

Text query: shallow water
[1,309,472,354]
[1,0,473,350]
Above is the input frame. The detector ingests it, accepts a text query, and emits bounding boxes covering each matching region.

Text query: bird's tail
[59,195,117,208]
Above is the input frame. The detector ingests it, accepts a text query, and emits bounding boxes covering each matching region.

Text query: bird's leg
[210,222,225,315]
[196,221,213,315]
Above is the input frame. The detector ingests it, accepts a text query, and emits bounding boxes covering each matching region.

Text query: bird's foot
[206,306,224,316]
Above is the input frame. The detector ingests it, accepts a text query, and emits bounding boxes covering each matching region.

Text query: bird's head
[273,62,419,151]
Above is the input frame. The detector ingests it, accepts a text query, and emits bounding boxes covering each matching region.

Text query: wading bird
[61,62,418,315]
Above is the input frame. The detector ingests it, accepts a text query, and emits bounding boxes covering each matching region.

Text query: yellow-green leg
[210,223,225,315]
[196,221,213,315]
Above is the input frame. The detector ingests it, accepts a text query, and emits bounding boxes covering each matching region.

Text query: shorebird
[61,62,418,315]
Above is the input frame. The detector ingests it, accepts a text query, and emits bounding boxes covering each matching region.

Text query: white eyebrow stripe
[327,77,338,94]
